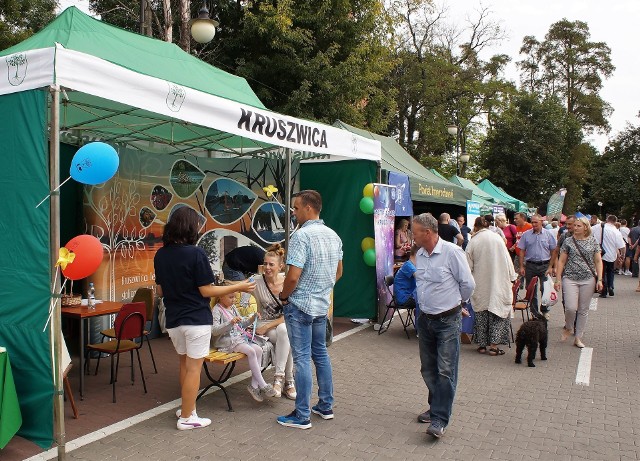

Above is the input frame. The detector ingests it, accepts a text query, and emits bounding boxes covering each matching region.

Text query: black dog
[514,314,548,367]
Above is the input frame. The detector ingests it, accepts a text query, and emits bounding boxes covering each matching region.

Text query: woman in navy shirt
[155,207,255,431]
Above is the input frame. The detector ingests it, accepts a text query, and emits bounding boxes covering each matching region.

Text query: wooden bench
[197,348,246,412]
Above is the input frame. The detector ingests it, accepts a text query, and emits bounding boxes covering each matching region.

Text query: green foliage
[518,19,614,133]
[480,92,584,208]
[0,0,57,50]
[214,0,396,131]
[386,0,514,173]
[589,122,640,219]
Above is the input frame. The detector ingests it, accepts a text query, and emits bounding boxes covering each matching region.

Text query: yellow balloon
[361,237,375,252]
[363,183,374,198]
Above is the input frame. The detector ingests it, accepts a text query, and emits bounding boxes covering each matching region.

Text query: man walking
[592,215,626,297]
[413,213,475,439]
[517,214,556,318]
[276,190,343,429]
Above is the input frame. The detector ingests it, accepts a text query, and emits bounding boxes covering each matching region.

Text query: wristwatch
[278,293,289,302]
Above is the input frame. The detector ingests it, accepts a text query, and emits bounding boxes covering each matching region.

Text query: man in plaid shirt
[276,190,343,429]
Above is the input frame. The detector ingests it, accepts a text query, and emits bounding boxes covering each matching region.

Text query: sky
[57,0,638,151]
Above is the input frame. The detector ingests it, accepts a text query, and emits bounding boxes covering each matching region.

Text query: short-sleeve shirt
[394,260,417,305]
[517,228,557,261]
[515,223,532,255]
[560,236,600,281]
[287,219,343,317]
[154,244,214,328]
[438,223,460,243]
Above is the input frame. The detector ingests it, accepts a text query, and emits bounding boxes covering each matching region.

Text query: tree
[214,0,396,131]
[386,0,513,172]
[517,19,614,133]
[589,120,640,219]
[480,92,584,208]
[0,0,57,50]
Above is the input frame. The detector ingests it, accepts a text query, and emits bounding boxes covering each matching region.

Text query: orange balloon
[61,235,104,280]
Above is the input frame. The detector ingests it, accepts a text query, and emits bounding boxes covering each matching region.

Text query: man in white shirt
[592,215,626,297]
[619,219,632,275]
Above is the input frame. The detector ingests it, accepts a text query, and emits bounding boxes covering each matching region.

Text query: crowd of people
[153,194,639,440]
[392,210,640,439]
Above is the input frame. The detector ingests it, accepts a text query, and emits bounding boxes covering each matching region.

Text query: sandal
[487,347,505,356]
[477,347,487,354]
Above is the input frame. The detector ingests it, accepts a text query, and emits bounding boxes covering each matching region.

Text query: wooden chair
[63,364,79,419]
[87,302,148,403]
[513,276,538,324]
[378,275,416,339]
[99,288,157,373]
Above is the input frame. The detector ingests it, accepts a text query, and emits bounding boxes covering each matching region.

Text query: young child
[211,291,277,402]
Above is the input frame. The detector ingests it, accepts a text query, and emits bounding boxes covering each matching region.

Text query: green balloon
[363,248,376,267]
[359,197,374,214]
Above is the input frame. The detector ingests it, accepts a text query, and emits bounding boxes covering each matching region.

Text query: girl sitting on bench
[211,290,277,402]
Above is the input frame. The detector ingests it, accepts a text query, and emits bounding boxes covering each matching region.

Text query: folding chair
[511,276,538,342]
[87,302,148,403]
[378,275,416,339]
[98,288,158,373]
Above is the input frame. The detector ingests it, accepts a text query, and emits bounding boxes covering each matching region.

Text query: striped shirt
[287,220,343,316]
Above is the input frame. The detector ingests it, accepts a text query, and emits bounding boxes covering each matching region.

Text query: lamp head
[190,2,219,44]
[460,152,470,164]
[447,125,458,136]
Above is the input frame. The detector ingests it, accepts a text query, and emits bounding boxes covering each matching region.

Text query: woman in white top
[252,244,296,399]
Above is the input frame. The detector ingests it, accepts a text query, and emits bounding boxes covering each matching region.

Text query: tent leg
[284,148,292,250]
[49,85,66,460]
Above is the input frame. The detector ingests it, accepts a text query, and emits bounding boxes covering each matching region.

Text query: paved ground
[24,276,640,460]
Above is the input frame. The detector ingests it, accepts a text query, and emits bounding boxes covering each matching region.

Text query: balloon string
[43,268,67,333]
[35,176,72,209]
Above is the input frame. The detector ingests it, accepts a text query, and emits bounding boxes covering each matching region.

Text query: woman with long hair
[154,207,255,430]
[252,244,296,399]
[554,217,603,348]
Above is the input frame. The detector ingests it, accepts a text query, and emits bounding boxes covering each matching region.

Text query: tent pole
[284,148,292,251]
[49,85,66,460]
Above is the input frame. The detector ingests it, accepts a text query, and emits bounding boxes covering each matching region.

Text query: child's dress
[211,303,254,352]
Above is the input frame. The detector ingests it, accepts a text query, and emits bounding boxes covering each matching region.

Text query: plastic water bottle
[88,282,96,309]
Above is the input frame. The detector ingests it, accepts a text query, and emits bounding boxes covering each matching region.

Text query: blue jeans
[284,303,333,420]
[417,311,461,427]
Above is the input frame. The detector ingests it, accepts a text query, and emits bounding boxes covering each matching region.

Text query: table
[61,301,123,399]
[0,349,22,449]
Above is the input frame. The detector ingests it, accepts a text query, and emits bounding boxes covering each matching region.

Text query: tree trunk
[179,0,190,52]
[163,0,172,42]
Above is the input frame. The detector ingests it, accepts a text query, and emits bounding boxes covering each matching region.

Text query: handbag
[569,237,599,292]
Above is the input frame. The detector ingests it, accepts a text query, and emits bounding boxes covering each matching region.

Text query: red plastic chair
[87,302,148,403]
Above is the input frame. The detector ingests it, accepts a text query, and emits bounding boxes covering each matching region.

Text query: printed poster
[388,171,413,217]
[373,184,396,323]
[82,146,304,302]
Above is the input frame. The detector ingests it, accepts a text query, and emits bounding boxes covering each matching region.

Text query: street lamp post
[447,124,459,175]
[447,124,471,177]
[598,201,603,217]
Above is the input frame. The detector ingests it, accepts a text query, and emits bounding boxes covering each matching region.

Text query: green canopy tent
[0,7,381,456]
[476,179,528,213]
[448,175,514,213]
[333,121,472,207]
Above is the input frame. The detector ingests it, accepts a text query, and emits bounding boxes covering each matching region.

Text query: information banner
[373,184,396,323]
[492,205,505,216]
[466,201,481,229]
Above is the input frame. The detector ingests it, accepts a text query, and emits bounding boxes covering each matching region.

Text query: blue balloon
[70,142,119,185]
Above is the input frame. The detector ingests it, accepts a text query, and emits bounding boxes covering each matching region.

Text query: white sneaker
[177,414,211,430]
[574,338,586,349]
[625,270,633,276]
[176,408,196,419]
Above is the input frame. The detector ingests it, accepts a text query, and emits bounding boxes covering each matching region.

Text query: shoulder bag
[599,223,606,258]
